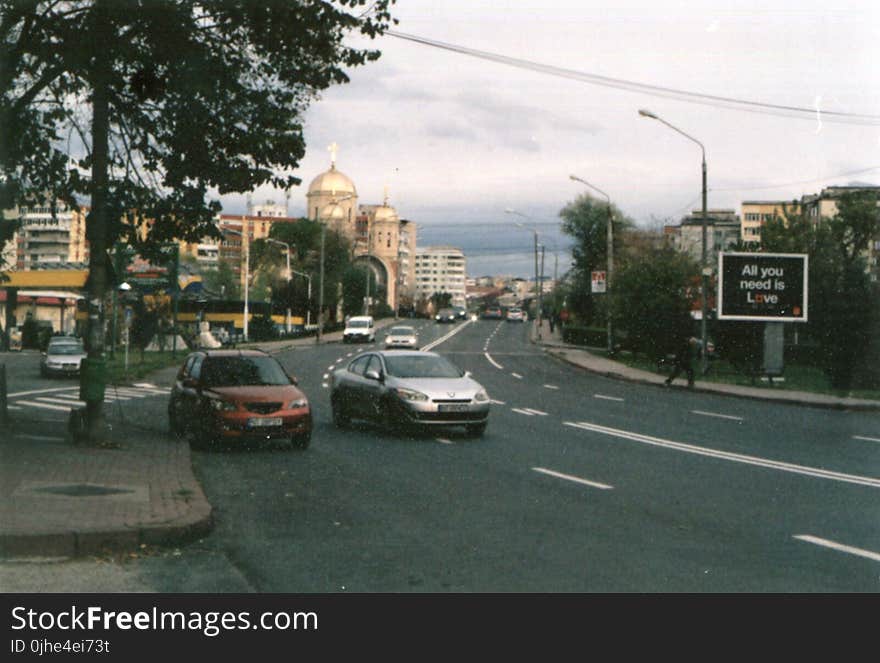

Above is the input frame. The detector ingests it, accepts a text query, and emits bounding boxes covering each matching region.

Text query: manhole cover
[34,484,135,497]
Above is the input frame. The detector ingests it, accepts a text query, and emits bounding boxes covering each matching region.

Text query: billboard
[718,252,808,322]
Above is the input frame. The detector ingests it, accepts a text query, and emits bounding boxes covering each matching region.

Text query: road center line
[853,435,880,443]
[564,420,880,489]
[489,399,506,405]
[522,408,548,416]
[421,319,474,351]
[533,467,613,490]
[511,408,534,416]
[793,535,880,563]
[691,410,744,422]
[544,384,560,390]
[594,394,624,402]
[484,353,504,370]
[435,437,453,445]
[511,372,523,379]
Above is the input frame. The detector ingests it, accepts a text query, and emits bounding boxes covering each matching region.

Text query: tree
[610,246,698,362]
[559,193,632,325]
[1,1,396,441]
[430,290,452,310]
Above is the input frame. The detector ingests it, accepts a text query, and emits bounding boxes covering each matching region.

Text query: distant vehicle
[330,350,490,437]
[343,315,375,343]
[40,337,86,377]
[168,349,311,449]
[453,306,467,320]
[385,325,418,349]
[506,307,525,322]
[435,308,456,323]
[482,306,503,320]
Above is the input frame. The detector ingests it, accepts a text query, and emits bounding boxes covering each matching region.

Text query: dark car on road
[435,308,457,323]
[482,306,503,320]
[330,350,490,437]
[168,349,311,449]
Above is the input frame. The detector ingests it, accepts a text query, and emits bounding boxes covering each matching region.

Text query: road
[2,320,878,591]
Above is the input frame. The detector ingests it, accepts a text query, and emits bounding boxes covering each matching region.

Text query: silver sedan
[330,350,490,437]
[384,325,419,349]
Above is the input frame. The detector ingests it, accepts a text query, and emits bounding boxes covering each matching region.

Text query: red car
[168,349,311,449]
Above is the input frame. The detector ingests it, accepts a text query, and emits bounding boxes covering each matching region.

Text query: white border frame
[717,252,808,322]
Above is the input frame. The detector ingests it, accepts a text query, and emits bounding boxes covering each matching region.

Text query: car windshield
[48,342,84,355]
[348,320,370,328]
[390,327,414,335]
[384,354,463,378]
[201,356,291,387]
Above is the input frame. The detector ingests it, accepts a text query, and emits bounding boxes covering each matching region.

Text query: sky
[222,0,880,271]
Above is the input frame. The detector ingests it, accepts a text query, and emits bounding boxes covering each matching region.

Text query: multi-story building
[414,246,467,308]
[740,200,800,244]
[666,209,741,266]
[14,202,89,269]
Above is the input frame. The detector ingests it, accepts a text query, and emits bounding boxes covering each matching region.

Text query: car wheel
[290,430,311,450]
[331,394,350,428]
[465,422,487,438]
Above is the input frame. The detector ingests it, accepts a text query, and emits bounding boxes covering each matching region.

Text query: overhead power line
[387,31,880,126]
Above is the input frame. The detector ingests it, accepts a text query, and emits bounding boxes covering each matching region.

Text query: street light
[504,208,542,338]
[317,192,354,344]
[290,268,312,328]
[569,174,615,355]
[265,237,293,332]
[223,226,250,341]
[639,108,709,376]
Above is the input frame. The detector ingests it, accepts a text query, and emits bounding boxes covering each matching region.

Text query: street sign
[591,271,607,294]
[718,252,808,322]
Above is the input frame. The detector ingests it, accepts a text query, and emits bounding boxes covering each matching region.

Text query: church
[305,144,417,312]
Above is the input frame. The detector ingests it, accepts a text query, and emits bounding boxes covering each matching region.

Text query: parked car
[330,350,490,437]
[168,349,311,449]
[40,336,86,377]
[343,315,375,343]
[385,325,419,350]
[435,308,457,323]
[506,307,525,322]
[482,306,503,320]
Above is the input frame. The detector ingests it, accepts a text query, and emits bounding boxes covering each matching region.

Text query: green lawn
[607,350,880,401]
[104,350,184,385]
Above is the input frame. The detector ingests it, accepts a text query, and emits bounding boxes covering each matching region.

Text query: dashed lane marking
[691,410,744,422]
[435,438,453,445]
[853,435,880,443]
[793,535,880,563]
[484,353,504,370]
[594,394,624,402]
[15,400,72,412]
[532,467,613,491]
[489,399,506,405]
[521,408,548,416]
[544,384,559,390]
[511,372,523,380]
[512,408,535,416]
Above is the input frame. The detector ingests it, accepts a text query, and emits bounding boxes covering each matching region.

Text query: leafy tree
[610,246,698,362]
[1,1,395,439]
[559,193,632,325]
[430,290,452,310]
[201,260,240,300]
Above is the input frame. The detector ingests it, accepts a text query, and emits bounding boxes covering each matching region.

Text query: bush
[561,325,607,347]
[248,314,278,342]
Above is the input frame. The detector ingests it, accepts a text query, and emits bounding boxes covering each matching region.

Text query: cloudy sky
[229,0,880,235]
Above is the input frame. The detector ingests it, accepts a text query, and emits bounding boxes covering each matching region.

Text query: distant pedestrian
[548,314,555,333]
[665,336,698,388]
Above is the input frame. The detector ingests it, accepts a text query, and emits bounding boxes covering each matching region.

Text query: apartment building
[414,246,467,307]
[14,202,89,269]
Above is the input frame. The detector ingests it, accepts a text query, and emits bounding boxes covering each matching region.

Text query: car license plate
[438,404,468,412]
[64,365,77,371]
[248,417,283,428]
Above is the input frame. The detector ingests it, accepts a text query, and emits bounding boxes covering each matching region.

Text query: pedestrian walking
[665,335,699,388]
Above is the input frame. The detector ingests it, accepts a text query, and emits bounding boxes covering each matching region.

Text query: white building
[414,246,467,307]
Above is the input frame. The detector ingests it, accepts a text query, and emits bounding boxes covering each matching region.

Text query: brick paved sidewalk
[0,408,212,559]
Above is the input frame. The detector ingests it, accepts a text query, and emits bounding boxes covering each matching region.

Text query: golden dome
[373,205,398,223]
[320,203,346,220]
[308,165,357,197]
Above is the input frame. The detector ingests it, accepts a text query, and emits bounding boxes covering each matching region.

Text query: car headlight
[209,399,237,412]
[435,315,441,320]
[474,390,489,402]
[288,398,309,409]
[394,387,429,402]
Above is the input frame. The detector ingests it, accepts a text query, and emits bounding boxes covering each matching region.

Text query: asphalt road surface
[2,320,878,592]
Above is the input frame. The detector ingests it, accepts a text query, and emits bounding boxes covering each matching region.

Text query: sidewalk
[531,319,880,412]
[0,317,408,559]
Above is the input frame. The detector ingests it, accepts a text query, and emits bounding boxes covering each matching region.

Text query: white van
[343,316,375,343]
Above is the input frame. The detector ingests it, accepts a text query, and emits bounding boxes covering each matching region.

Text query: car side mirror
[464,371,472,378]
[290,376,298,386]
[365,369,382,382]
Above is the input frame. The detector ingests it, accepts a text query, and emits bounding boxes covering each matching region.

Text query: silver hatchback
[330,350,490,436]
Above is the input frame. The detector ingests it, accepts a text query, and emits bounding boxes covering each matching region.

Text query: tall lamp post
[317,192,354,344]
[224,226,250,341]
[639,109,709,375]
[504,208,542,339]
[265,237,293,332]
[569,175,615,355]
[290,269,312,328]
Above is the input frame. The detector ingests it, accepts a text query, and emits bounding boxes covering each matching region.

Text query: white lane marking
[564,420,880,489]
[421,319,474,351]
[511,408,534,416]
[594,394,624,402]
[133,382,158,389]
[489,399,506,405]
[346,353,353,357]
[484,353,504,370]
[691,410,744,422]
[544,384,559,390]
[8,386,85,399]
[794,535,880,563]
[511,372,523,380]
[327,365,335,371]
[7,405,22,410]
[14,434,66,442]
[522,408,548,416]
[36,396,86,407]
[16,400,72,412]
[435,438,453,445]
[45,392,81,400]
[853,435,880,443]
[533,467,613,491]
